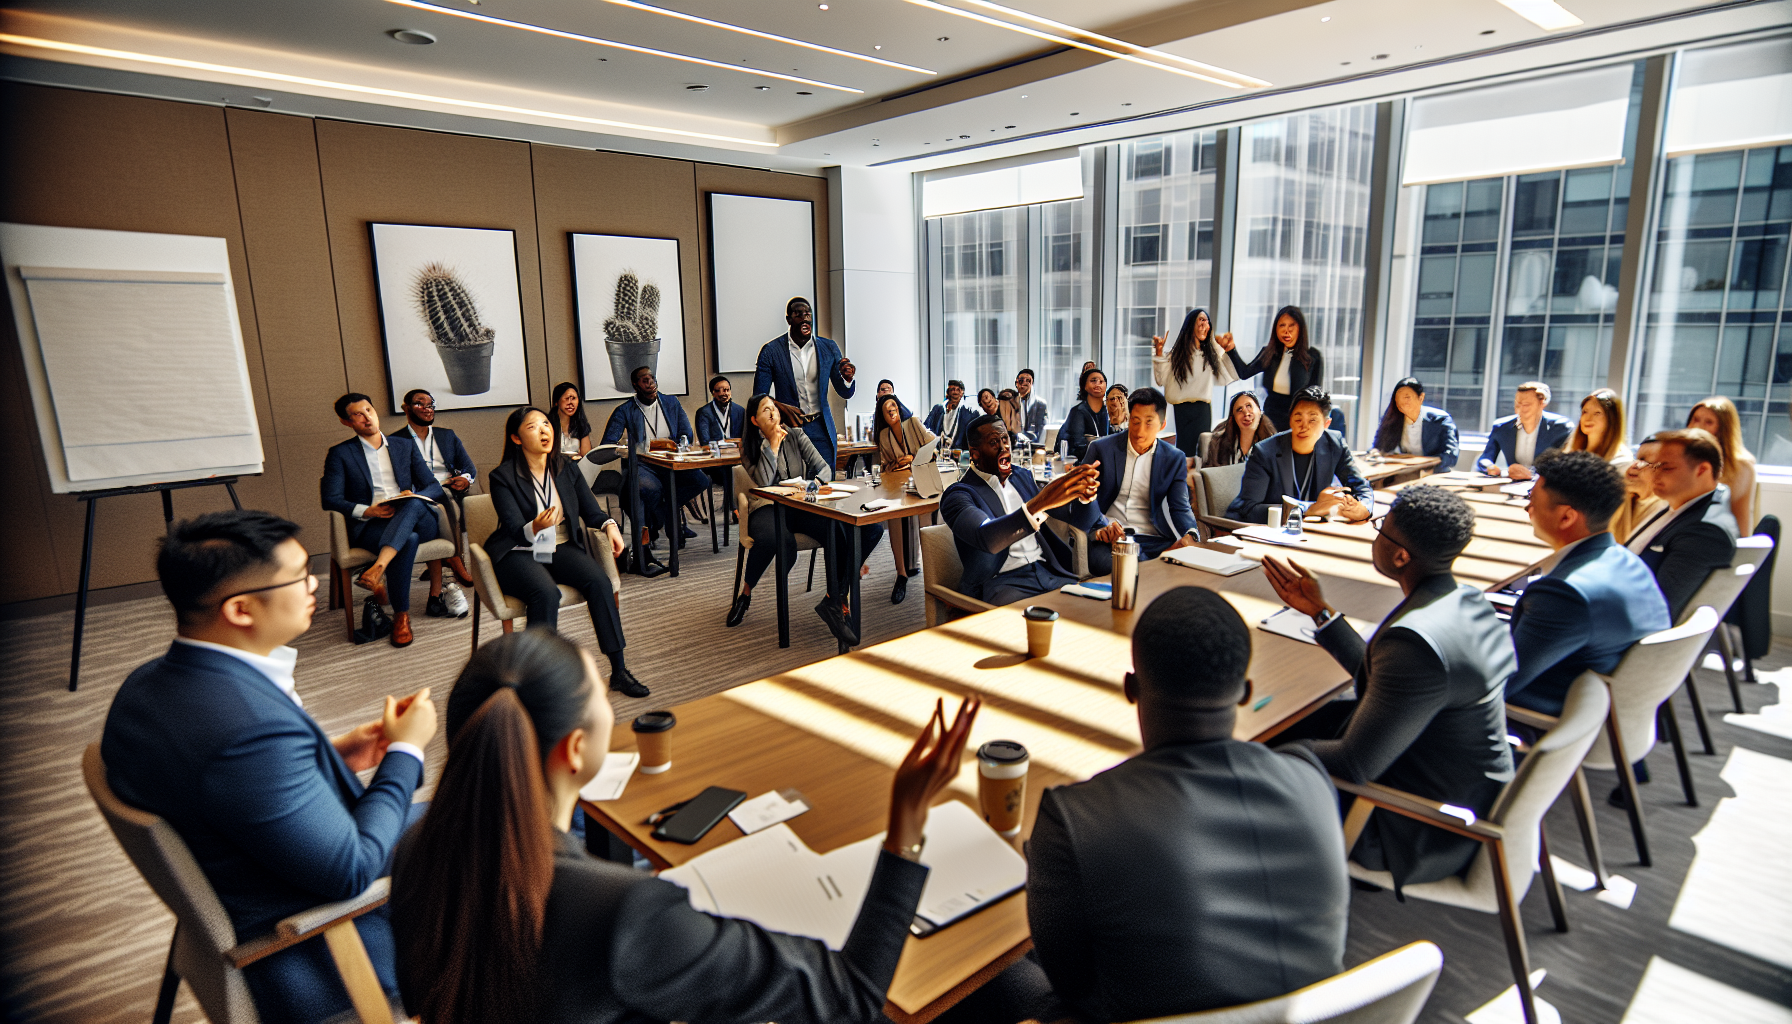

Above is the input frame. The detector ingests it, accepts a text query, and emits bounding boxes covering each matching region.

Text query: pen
[645,799,690,826]
[1252,694,1274,711]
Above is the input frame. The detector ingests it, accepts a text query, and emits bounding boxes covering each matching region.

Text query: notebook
[1160,545,1257,576]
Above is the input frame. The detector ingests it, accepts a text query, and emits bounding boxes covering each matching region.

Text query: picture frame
[571,232,689,399]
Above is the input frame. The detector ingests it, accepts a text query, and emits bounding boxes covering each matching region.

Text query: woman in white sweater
[1152,307,1240,447]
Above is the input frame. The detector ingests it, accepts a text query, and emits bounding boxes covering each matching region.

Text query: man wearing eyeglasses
[102,510,438,1024]
[397,389,476,619]
[1626,429,1739,620]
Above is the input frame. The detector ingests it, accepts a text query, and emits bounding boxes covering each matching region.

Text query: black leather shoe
[890,573,908,605]
[726,591,752,627]
[816,597,859,647]
[639,556,669,579]
[682,524,698,539]
[609,668,650,699]
[424,594,452,618]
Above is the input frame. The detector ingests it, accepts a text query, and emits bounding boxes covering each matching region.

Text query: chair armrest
[586,527,622,596]
[1504,703,1559,732]
[1197,514,1251,533]
[1332,777,1503,841]
[329,510,352,560]
[466,542,509,619]
[1042,520,1091,579]
[226,879,391,969]
[923,583,997,616]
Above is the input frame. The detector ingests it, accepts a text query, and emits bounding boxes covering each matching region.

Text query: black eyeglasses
[217,573,315,606]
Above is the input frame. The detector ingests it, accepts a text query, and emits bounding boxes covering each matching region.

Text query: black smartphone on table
[652,786,747,844]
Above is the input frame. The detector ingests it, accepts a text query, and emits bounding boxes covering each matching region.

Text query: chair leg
[470,599,481,655]
[338,564,357,642]
[1538,829,1569,933]
[153,928,180,1024]
[1682,673,1716,755]
[1717,624,1745,713]
[1660,701,1699,807]
[1607,709,1651,867]
[1568,767,1609,889]
[328,560,341,611]
[806,549,817,593]
[1489,838,1540,1024]
[321,920,397,1024]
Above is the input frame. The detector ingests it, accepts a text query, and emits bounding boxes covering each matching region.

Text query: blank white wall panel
[1402,64,1634,186]
[709,193,815,373]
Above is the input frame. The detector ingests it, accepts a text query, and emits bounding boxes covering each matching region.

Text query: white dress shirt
[1105,441,1160,537]
[1401,416,1424,455]
[788,332,821,415]
[525,466,571,546]
[171,638,425,765]
[941,401,965,441]
[406,425,468,486]
[1272,351,1293,395]
[1514,422,1540,468]
[710,401,734,437]
[971,466,1048,574]
[637,396,670,441]
[353,434,401,520]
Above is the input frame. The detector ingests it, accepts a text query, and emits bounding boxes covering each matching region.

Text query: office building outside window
[1409,177,1504,426]
[1111,131,1219,391]
[932,208,1023,406]
[1031,199,1093,419]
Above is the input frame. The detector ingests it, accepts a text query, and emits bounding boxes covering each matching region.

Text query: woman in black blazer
[1058,365,1115,461]
[392,630,979,1024]
[1229,305,1325,430]
[486,405,648,698]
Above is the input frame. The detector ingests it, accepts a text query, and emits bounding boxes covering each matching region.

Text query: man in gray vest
[1263,485,1516,891]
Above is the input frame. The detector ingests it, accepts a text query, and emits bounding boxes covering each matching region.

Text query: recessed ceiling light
[382,0,866,91]
[755,85,770,90]
[796,90,812,95]
[685,83,708,90]
[595,0,933,74]
[960,134,970,138]
[1494,0,1583,31]
[1069,111,1079,116]
[1372,53,1388,59]
[2,31,777,146]
[1121,102,1131,106]
[819,3,829,8]
[1004,124,1015,128]
[1320,15,1331,21]
[1340,60,1351,65]
[390,29,436,44]
[938,36,950,41]
[1020,94,1028,99]
[874,44,883,49]
[1480,29,1497,35]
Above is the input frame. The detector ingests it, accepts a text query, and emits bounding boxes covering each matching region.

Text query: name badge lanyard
[531,467,557,563]
[1292,453,1317,503]
[416,428,441,477]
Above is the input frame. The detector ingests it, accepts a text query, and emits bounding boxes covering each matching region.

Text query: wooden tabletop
[640,446,741,470]
[752,466,954,528]
[1355,454,1440,484]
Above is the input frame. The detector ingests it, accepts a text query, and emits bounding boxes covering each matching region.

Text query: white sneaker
[442,581,469,618]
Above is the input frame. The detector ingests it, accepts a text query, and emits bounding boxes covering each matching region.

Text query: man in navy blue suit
[941,414,1102,605]
[753,296,856,470]
[601,365,707,572]
[395,388,475,617]
[321,393,446,647]
[1476,381,1573,480]
[102,510,438,1024]
[924,380,973,452]
[1080,387,1201,576]
[1506,450,1670,715]
[694,374,746,444]
[1227,387,1374,524]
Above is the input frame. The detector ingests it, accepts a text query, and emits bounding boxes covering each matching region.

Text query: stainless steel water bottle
[1111,528,1140,611]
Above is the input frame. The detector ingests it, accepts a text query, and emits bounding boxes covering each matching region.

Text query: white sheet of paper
[1233,524,1310,547]
[1257,606,1374,646]
[728,791,811,834]
[578,752,641,802]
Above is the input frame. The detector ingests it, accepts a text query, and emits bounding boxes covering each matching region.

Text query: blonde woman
[1610,450,1666,544]
[1687,396,1757,529]
[1568,388,1631,464]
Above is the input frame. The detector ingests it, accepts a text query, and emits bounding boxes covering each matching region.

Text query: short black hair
[786,296,811,314]
[1128,386,1167,419]
[334,392,373,420]
[402,389,432,407]
[1017,368,1035,381]
[707,374,729,393]
[947,379,965,392]
[878,378,895,390]
[965,413,1007,447]
[1533,449,1625,530]
[1133,588,1251,707]
[631,365,653,384]
[157,510,302,626]
[1385,485,1475,567]
[1291,385,1331,417]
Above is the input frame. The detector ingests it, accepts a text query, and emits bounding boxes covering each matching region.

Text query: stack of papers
[1257,606,1375,645]
[728,790,810,834]
[578,752,640,802]
[1233,525,1310,546]
[1161,545,1257,576]
[658,801,1026,949]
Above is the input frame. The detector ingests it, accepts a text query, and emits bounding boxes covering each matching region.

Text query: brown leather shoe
[445,555,473,586]
[356,565,389,605]
[390,612,413,647]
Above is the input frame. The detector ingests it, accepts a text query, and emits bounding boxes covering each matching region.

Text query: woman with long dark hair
[1205,392,1275,467]
[1152,308,1239,445]
[550,382,592,460]
[1228,306,1324,430]
[485,406,647,697]
[873,394,934,603]
[1372,377,1460,466]
[393,630,978,1024]
[729,393,884,644]
[1057,366,1113,460]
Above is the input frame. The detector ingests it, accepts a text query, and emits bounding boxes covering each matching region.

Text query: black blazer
[1227,431,1373,523]
[1057,400,1114,460]
[485,459,616,562]
[1229,345,1325,409]
[1027,740,1347,1022]
[1634,485,1739,621]
[396,829,928,1024]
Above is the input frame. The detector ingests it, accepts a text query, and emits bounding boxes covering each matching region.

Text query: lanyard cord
[1293,451,1316,502]
[531,465,555,514]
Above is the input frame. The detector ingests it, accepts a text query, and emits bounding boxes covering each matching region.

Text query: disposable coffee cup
[1266,506,1283,529]
[1023,605,1059,658]
[632,711,676,774]
[977,740,1030,838]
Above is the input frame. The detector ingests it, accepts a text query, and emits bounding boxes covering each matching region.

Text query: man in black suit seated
[939,588,1347,1024]
[1227,386,1373,524]
[1627,429,1740,620]
[1264,486,1517,892]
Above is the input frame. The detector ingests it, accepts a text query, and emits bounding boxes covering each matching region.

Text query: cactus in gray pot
[604,271,661,345]
[414,263,495,349]
[639,283,660,342]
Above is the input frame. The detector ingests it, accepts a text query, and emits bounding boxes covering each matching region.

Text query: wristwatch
[1311,607,1339,630]
[897,837,926,862]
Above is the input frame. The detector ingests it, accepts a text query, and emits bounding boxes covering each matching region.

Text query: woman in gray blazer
[729,393,884,645]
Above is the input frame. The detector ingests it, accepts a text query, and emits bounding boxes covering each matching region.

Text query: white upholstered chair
[461,494,621,655]
[1118,941,1442,1024]
[919,523,996,626]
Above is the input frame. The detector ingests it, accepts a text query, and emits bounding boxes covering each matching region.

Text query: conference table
[636,444,742,577]
[1355,453,1441,486]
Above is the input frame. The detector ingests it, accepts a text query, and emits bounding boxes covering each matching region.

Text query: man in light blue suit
[102,510,438,1024]
[1476,381,1573,479]
[1506,450,1671,715]
[753,296,856,470]
[1080,387,1201,576]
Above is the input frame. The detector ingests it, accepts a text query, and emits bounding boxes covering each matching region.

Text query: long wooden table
[1356,453,1440,485]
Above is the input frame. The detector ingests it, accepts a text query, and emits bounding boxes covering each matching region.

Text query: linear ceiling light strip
[384,0,862,93]
[600,0,935,75]
[0,33,779,146]
[951,0,1267,87]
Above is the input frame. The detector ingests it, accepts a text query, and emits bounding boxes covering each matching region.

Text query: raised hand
[1030,463,1100,513]
[1262,556,1329,620]
[885,695,981,859]
[1216,331,1235,351]
[1152,335,1167,357]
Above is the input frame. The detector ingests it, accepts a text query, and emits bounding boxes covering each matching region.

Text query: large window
[1409,178,1503,425]
[1032,200,1093,417]
[1111,130,1219,390]
[1634,145,1792,460]
[1232,104,1377,426]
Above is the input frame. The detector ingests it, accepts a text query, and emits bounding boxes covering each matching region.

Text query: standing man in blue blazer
[753,296,856,470]
[322,393,447,647]
[1476,381,1573,479]
[395,388,474,617]
[1506,450,1670,715]
[941,414,1102,604]
[924,380,974,452]
[1228,387,1374,524]
[1080,387,1201,576]
[102,510,438,1024]
[601,365,706,568]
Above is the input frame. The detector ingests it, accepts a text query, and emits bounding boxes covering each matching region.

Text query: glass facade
[1030,199,1093,418]
[1111,130,1219,391]
[933,208,1023,404]
[1409,178,1503,426]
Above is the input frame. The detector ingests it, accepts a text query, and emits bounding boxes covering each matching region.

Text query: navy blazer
[321,433,447,519]
[102,643,423,1023]
[1634,486,1739,621]
[1227,431,1373,523]
[694,400,746,444]
[601,394,697,453]
[753,333,856,465]
[484,459,617,562]
[391,424,477,485]
[1476,412,1573,471]
[1082,433,1199,541]
[1506,532,1671,714]
[941,466,1097,601]
[1376,407,1460,467]
[1018,396,1049,443]
[923,402,974,450]
[1058,401,1115,460]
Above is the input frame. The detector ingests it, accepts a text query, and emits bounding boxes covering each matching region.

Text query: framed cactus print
[369,223,530,413]
[569,233,689,399]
